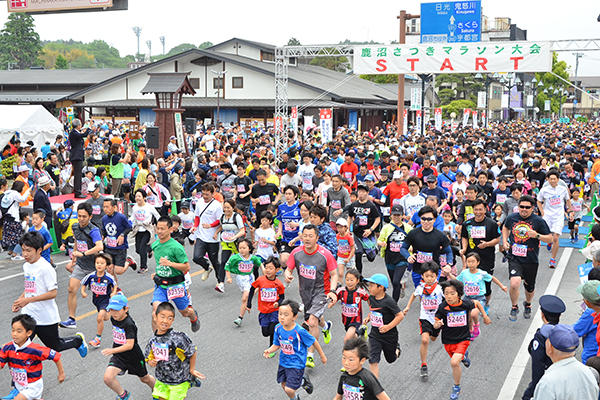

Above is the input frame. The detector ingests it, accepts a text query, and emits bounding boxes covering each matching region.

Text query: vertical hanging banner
[303,115,313,143]
[544,100,551,111]
[481,111,486,127]
[416,110,422,134]
[472,110,478,129]
[319,109,333,144]
[403,109,408,135]
[501,94,509,109]
[462,109,471,126]
[410,88,422,110]
[291,106,298,142]
[526,95,534,107]
[174,113,186,152]
[477,92,487,109]
[434,108,442,131]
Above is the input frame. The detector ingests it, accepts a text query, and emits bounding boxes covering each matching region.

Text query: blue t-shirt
[277,202,301,244]
[573,307,599,365]
[437,173,455,193]
[411,213,445,231]
[123,164,133,182]
[457,269,492,297]
[274,323,315,369]
[102,212,133,250]
[29,226,53,263]
[40,145,51,159]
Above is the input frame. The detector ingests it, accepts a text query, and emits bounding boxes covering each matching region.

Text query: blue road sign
[421,1,482,44]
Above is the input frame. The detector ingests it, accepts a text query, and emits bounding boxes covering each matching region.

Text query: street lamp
[474,72,492,128]
[210,69,228,127]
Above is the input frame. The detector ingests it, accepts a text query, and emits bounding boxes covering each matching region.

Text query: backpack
[0,193,16,222]
[60,209,73,234]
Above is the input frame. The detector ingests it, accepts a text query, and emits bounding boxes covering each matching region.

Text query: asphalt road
[0,227,589,400]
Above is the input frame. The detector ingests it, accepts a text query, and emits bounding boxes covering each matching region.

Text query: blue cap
[539,294,566,316]
[540,324,579,352]
[364,273,389,289]
[64,199,75,208]
[106,294,128,311]
[164,151,172,158]
[365,174,375,182]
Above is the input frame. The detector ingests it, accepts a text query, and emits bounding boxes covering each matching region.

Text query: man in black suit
[33,175,53,228]
[69,118,87,198]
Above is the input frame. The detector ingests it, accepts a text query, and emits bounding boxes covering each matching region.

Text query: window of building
[232,77,243,89]
[262,51,275,62]
[189,78,200,89]
[213,77,223,89]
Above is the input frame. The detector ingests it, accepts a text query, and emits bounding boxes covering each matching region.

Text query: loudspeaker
[146,127,159,149]
[185,118,197,134]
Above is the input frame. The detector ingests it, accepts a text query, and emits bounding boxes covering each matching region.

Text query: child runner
[102,294,155,400]
[362,274,404,378]
[335,218,355,279]
[178,201,195,245]
[442,210,458,240]
[263,300,326,400]
[0,315,65,400]
[246,256,285,350]
[402,261,444,379]
[225,239,264,327]
[433,279,491,400]
[569,188,589,243]
[81,253,118,348]
[330,269,370,344]
[334,338,391,400]
[28,210,53,265]
[144,302,204,400]
[254,211,276,276]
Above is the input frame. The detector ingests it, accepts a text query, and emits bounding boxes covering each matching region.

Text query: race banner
[291,106,298,142]
[501,94,509,109]
[472,110,478,129]
[481,111,486,127]
[319,109,333,144]
[403,109,408,135]
[477,91,486,108]
[462,109,471,126]
[434,108,442,131]
[303,115,313,143]
[416,110,422,135]
[353,41,552,74]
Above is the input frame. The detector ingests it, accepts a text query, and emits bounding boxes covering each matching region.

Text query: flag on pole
[434,108,442,131]
[303,115,313,143]
[403,109,407,135]
[291,107,298,142]
[481,111,486,127]
[472,110,478,129]
[462,109,471,126]
[416,111,422,135]
[319,109,333,145]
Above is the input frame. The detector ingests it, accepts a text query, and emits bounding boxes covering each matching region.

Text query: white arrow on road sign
[450,15,455,24]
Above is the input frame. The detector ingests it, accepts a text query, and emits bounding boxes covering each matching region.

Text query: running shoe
[302,375,314,394]
[502,253,507,263]
[356,325,368,340]
[214,282,224,293]
[484,305,490,316]
[305,356,315,369]
[126,256,137,271]
[201,267,213,281]
[546,243,552,251]
[11,255,24,261]
[117,390,130,400]
[59,317,77,329]
[147,250,153,259]
[138,267,148,274]
[191,310,201,332]
[322,320,333,344]
[549,258,556,269]
[75,332,88,358]
[400,281,406,299]
[450,384,461,400]
[1,388,19,400]
[89,336,101,348]
[523,301,532,319]
[420,364,429,379]
[234,317,243,327]
[509,306,519,322]
[461,350,470,368]
[471,323,480,339]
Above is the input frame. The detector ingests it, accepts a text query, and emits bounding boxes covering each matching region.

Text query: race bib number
[260,288,277,302]
[112,326,127,345]
[471,226,486,239]
[299,264,316,280]
[331,200,341,210]
[258,239,270,248]
[344,172,353,180]
[107,236,118,247]
[496,194,507,204]
[182,220,193,229]
[280,340,295,355]
[389,242,402,252]
[167,283,186,300]
[239,261,254,273]
[370,311,384,327]
[24,275,36,293]
[10,368,27,387]
[152,342,169,361]
[422,296,439,311]
[573,203,582,212]
[381,206,390,216]
[91,281,108,295]
[439,254,447,266]
[303,176,311,185]
[221,230,236,241]
[464,282,480,296]
[447,311,467,327]
[338,241,351,254]
[284,222,296,231]
[259,195,271,205]
[392,198,402,206]
[548,196,561,206]
[236,184,246,193]
[92,205,101,215]
[416,251,433,263]
[146,195,157,206]
[342,383,362,400]
[513,205,519,213]
[358,216,368,226]
[442,180,451,189]
[342,303,359,317]
[77,240,89,252]
[135,210,146,221]
[512,243,527,257]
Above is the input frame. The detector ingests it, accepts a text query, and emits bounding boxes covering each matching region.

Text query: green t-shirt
[224,253,262,276]
[151,238,188,279]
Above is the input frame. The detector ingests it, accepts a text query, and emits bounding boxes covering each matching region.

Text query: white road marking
[0,259,69,282]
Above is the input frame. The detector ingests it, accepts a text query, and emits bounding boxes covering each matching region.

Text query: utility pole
[160,36,165,55]
[132,27,142,56]
[397,11,419,134]
[573,52,585,111]
[147,40,152,61]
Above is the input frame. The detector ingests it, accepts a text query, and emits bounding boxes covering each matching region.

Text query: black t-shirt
[111,314,145,364]
[367,293,401,337]
[435,298,475,344]
[403,228,451,274]
[312,175,324,190]
[528,169,546,188]
[234,175,252,205]
[337,368,385,400]
[461,216,500,265]
[503,212,551,264]
[384,223,408,265]
[45,163,60,186]
[375,178,390,190]
[348,200,380,238]
[457,199,477,225]
[251,182,279,219]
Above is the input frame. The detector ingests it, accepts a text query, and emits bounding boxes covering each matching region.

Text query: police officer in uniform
[522,294,566,400]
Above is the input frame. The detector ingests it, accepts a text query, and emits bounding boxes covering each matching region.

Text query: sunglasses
[421,217,435,221]
[519,205,532,209]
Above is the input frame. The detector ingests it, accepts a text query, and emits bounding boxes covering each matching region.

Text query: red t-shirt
[340,162,359,188]
[383,181,409,206]
[336,233,355,259]
[593,312,600,356]
[251,276,285,314]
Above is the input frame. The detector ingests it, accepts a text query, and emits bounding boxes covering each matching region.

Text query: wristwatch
[536,233,540,239]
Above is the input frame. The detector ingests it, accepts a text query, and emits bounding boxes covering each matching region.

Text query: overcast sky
[0,0,599,76]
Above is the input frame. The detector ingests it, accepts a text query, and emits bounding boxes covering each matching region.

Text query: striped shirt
[0,339,60,384]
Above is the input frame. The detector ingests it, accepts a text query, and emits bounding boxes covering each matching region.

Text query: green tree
[0,14,42,70]
[359,74,398,84]
[287,37,301,46]
[441,99,476,118]
[438,88,456,105]
[535,53,570,115]
[55,54,68,69]
[435,73,483,102]
[198,41,213,50]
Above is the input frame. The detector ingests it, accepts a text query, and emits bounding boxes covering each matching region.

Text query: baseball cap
[426,175,436,183]
[538,294,566,317]
[577,280,600,303]
[391,205,404,215]
[364,273,389,289]
[582,241,600,260]
[336,218,348,226]
[209,161,218,168]
[64,199,75,208]
[170,136,176,140]
[87,182,98,192]
[181,200,191,209]
[357,183,369,192]
[106,294,128,311]
[392,170,402,180]
[365,174,375,182]
[540,324,579,352]
[164,151,172,158]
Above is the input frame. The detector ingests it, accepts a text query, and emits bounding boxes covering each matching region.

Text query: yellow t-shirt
[266,174,279,187]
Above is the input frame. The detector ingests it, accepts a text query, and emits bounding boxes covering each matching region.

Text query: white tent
[0,105,63,151]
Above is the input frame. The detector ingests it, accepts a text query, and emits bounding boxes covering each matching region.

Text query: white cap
[336,218,348,226]
[582,241,600,260]
[393,170,402,179]
[87,182,98,192]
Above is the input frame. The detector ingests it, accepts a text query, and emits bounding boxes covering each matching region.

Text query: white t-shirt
[203,134,216,151]
[538,185,569,219]
[297,164,316,191]
[22,257,61,326]
[254,227,275,259]
[178,211,195,231]
[449,181,468,201]
[414,283,444,324]
[194,199,223,243]
[317,182,333,206]
[399,193,426,219]
[130,203,161,232]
